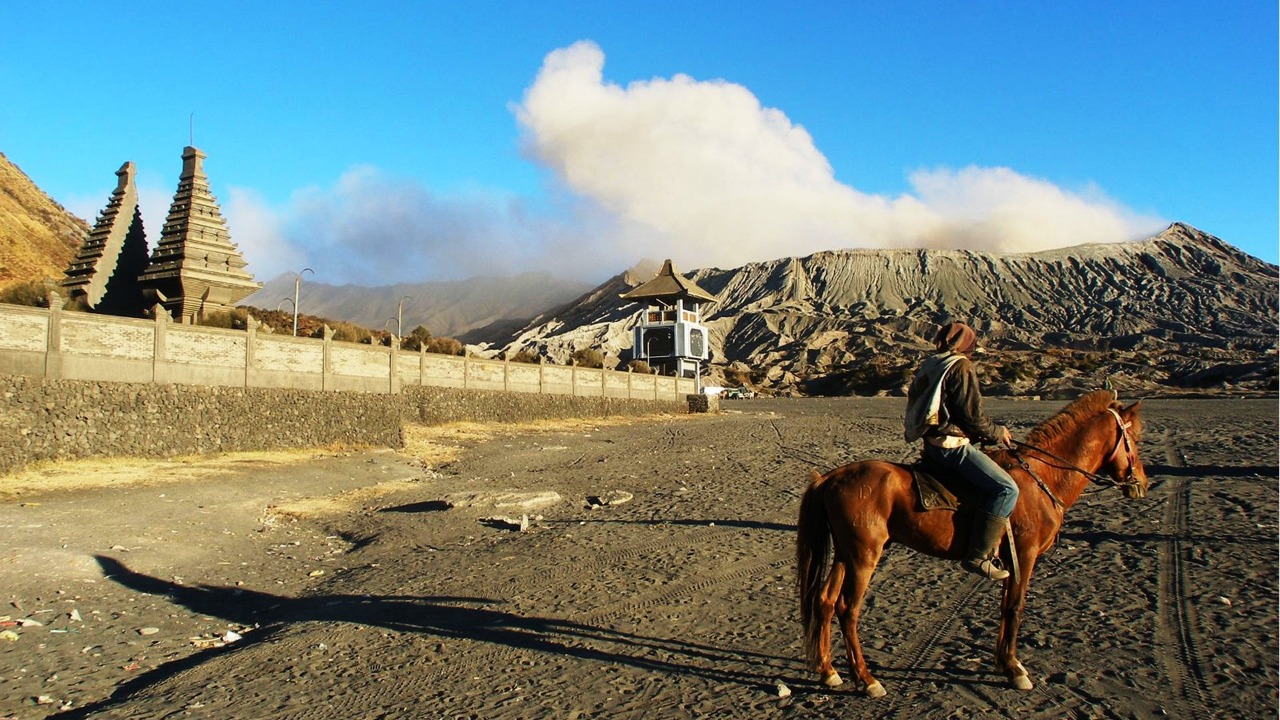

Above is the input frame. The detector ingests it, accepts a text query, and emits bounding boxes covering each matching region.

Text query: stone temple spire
[137,146,260,323]
[61,161,150,315]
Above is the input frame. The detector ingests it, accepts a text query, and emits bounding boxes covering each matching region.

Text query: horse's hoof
[822,671,843,687]
[864,680,887,698]
[1011,674,1033,691]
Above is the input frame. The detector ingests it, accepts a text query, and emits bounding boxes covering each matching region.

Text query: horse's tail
[796,469,832,670]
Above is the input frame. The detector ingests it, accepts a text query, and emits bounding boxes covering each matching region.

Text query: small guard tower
[620,259,717,380]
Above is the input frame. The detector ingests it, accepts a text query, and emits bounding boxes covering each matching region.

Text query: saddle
[910,459,981,512]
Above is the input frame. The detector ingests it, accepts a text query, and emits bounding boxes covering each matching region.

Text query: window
[689,328,705,357]
[643,327,675,357]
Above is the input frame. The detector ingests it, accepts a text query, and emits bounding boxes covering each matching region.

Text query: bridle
[1010,407,1143,509]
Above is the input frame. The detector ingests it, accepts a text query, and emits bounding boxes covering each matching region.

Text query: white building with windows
[620,259,718,380]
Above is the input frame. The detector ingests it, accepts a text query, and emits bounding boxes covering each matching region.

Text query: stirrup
[962,557,1010,581]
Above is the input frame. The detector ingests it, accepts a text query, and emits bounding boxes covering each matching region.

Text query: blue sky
[2,2,1275,285]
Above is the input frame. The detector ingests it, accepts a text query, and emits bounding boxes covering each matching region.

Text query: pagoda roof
[619,259,717,304]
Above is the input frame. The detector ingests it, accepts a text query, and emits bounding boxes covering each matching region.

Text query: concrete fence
[0,302,701,473]
[0,302,696,401]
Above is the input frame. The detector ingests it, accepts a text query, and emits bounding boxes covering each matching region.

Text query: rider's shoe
[962,556,1010,580]
[962,512,1011,581]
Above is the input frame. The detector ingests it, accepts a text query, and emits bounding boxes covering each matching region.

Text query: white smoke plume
[102,40,1166,286]
[515,40,1167,269]
[224,167,567,285]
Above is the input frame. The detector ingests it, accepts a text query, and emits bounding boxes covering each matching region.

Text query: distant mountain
[0,152,88,289]
[480,224,1278,397]
[243,272,593,339]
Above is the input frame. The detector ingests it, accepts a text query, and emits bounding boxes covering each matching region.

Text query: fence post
[44,292,63,380]
[388,335,399,394]
[151,303,168,384]
[244,315,257,388]
[419,345,426,386]
[504,357,510,392]
[571,360,577,397]
[322,325,334,391]
[463,354,470,389]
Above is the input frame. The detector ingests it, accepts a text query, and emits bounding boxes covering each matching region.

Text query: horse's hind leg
[837,537,888,697]
[812,560,846,687]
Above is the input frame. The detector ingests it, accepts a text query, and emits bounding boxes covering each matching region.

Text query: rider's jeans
[924,441,1020,518]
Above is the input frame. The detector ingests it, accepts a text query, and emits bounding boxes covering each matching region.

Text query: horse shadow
[60,555,798,718]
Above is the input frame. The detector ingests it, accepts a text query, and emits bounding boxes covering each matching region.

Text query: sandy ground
[0,397,1275,720]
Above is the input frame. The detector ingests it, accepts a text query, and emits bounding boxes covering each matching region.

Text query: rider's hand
[994,426,1013,447]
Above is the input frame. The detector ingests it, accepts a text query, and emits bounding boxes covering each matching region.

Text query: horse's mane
[1024,390,1118,447]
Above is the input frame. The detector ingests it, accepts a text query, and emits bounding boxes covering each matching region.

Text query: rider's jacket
[905,353,1002,444]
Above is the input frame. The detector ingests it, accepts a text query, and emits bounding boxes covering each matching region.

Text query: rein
[1010,408,1142,508]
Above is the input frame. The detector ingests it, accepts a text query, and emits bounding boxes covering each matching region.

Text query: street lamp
[277,297,295,313]
[396,295,412,339]
[292,267,313,337]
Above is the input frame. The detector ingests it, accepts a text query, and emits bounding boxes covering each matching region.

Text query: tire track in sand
[1152,428,1214,718]
[1156,475,1213,717]
[869,574,990,717]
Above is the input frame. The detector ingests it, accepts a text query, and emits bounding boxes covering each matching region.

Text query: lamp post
[292,267,313,336]
[396,295,412,339]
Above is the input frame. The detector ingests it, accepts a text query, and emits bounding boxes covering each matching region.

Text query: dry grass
[0,448,351,501]
[401,413,689,466]
[263,479,426,521]
[1,412,696,504]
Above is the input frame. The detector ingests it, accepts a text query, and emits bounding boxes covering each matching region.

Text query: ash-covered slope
[487,224,1277,396]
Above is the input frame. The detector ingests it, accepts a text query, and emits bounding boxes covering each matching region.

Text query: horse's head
[1104,398,1148,499]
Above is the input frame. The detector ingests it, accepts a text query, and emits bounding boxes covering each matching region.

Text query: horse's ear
[1123,399,1144,416]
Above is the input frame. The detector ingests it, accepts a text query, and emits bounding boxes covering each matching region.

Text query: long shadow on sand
[545,518,796,532]
[62,555,806,717]
[1145,463,1278,479]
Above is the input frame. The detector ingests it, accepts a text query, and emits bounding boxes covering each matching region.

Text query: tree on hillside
[572,348,605,368]
[509,348,540,364]
[428,337,464,356]
[401,325,432,351]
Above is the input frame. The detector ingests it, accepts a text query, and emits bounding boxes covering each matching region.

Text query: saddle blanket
[910,463,979,512]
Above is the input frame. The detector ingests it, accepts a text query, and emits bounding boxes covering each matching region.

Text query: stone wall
[406,386,683,425]
[0,376,685,474]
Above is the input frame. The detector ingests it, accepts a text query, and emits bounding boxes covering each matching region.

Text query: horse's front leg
[995,553,1037,690]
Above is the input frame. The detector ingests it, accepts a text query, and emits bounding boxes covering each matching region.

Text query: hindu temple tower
[137,146,259,322]
[61,161,151,316]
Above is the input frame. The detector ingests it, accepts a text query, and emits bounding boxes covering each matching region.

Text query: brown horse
[796,390,1148,696]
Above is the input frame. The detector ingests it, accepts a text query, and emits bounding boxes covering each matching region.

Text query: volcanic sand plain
[0,397,1275,719]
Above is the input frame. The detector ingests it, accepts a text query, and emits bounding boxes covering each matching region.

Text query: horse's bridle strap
[1012,407,1140,493]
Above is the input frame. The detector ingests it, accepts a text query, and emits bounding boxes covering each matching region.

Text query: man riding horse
[904,321,1018,581]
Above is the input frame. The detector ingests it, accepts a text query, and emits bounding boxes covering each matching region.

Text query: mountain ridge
[2,148,1274,396]
[476,223,1277,396]
[244,271,594,339]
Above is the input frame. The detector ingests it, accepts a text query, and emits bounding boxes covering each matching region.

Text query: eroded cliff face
[485,224,1278,397]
